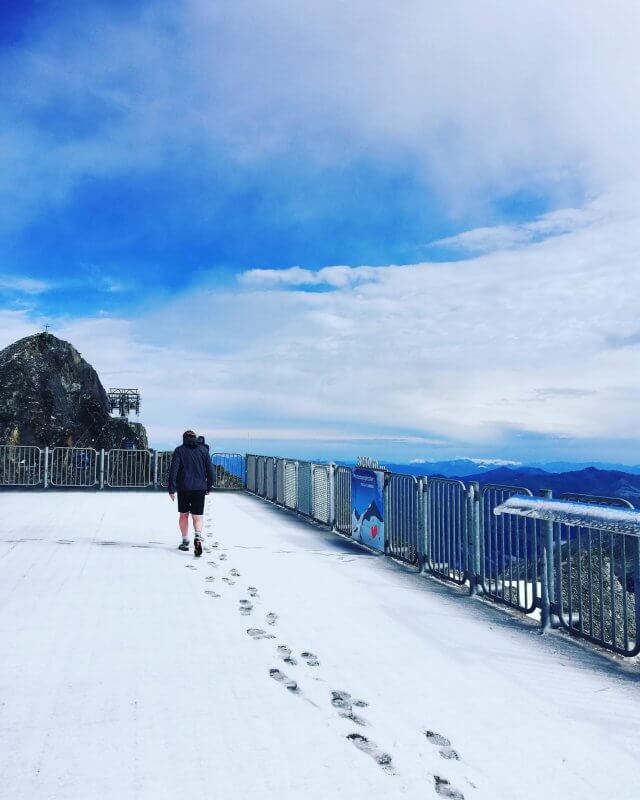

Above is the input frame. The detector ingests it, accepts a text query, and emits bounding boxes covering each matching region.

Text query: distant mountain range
[338,459,640,507]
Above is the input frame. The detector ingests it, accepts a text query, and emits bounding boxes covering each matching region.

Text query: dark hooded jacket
[168,433,214,493]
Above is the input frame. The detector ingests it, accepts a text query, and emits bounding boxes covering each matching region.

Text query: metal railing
[265,457,276,501]
[50,447,98,487]
[0,446,246,492]
[425,478,469,584]
[0,445,42,486]
[296,460,313,517]
[480,484,540,613]
[244,453,640,658]
[550,495,639,656]
[283,460,297,509]
[107,449,153,488]
[312,464,332,524]
[4,443,639,658]
[334,465,352,535]
[212,453,245,490]
[246,454,257,493]
[495,494,640,657]
[156,451,173,488]
[386,473,421,567]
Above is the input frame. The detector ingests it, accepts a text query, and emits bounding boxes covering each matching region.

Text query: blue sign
[352,467,385,551]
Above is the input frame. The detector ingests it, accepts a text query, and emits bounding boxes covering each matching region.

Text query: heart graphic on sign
[371,525,378,538]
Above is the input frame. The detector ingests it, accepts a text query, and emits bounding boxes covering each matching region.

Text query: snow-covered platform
[1,491,639,800]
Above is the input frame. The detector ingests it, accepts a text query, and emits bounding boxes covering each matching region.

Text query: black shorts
[177,490,206,515]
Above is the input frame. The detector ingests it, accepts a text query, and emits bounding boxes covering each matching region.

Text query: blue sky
[2,1,640,462]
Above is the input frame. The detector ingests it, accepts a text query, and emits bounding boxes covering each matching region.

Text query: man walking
[168,430,214,556]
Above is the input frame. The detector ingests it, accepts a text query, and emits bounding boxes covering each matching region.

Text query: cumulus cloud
[239,265,382,289]
[2,197,639,461]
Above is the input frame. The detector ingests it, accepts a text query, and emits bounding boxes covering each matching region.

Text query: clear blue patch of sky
[1,146,582,317]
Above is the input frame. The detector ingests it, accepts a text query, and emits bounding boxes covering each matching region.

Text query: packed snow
[1,490,639,800]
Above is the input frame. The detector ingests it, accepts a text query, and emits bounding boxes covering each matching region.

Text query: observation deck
[1,488,639,800]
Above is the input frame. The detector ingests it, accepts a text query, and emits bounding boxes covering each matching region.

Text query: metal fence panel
[265,457,276,500]
[480,484,539,613]
[256,457,266,497]
[0,445,42,486]
[334,465,352,535]
[106,450,152,487]
[386,473,420,566]
[246,455,257,493]
[312,464,331,524]
[275,458,285,505]
[297,461,312,516]
[212,453,245,490]
[425,478,469,584]
[284,460,297,509]
[554,494,639,656]
[156,451,173,488]
[50,447,98,486]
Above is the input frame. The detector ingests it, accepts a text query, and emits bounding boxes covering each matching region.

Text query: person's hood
[183,433,198,447]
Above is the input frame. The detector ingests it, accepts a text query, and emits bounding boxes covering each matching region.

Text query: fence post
[468,481,481,596]
[153,450,159,490]
[99,449,105,490]
[417,477,426,572]
[539,488,554,632]
[329,463,336,529]
[43,446,49,489]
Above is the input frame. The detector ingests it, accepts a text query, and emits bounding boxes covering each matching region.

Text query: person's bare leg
[192,514,203,536]
[179,512,189,539]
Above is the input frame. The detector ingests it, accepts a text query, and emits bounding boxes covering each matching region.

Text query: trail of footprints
[196,513,467,796]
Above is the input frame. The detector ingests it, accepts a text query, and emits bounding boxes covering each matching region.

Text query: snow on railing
[494,495,640,536]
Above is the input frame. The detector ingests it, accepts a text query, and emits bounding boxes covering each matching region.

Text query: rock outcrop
[0,333,148,450]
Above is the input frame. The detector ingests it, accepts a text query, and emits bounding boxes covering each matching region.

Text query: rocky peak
[0,332,148,450]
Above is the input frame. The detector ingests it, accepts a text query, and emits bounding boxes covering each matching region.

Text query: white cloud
[2,196,639,460]
[431,206,599,254]
[239,265,381,289]
[0,275,52,294]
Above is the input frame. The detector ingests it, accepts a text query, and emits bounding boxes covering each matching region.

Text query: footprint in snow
[207,560,218,568]
[331,690,368,709]
[331,691,368,725]
[211,542,219,548]
[301,651,319,667]
[218,553,227,560]
[230,569,240,577]
[185,564,197,570]
[247,628,276,641]
[424,731,450,747]
[433,776,464,799]
[424,730,460,761]
[277,645,298,665]
[266,612,278,626]
[204,590,221,598]
[248,587,259,597]
[222,577,235,586]
[239,601,253,616]
[341,710,367,726]
[346,734,394,774]
[269,668,298,692]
